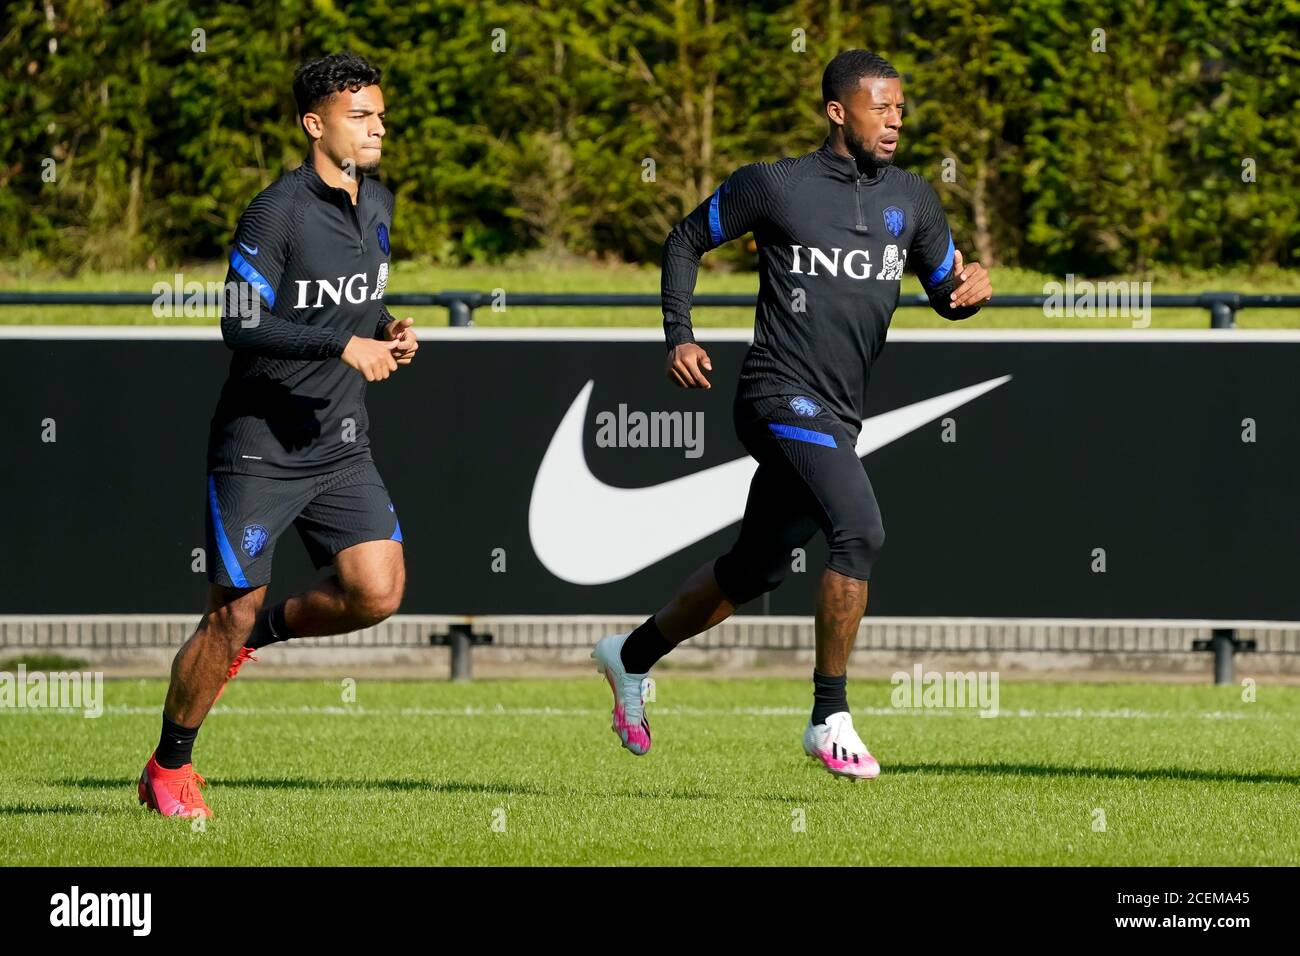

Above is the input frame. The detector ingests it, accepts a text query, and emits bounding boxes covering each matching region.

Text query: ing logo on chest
[788,244,908,281]
[293,264,388,309]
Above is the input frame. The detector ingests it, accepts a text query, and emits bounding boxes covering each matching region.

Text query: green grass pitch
[2,676,1297,866]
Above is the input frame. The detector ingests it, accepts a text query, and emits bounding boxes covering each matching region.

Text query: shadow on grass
[882,762,1300,786]
[57,777,550,797]
[58,760,1297,806]
[0,804,98,815]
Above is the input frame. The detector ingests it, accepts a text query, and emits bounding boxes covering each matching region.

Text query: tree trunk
[970,134,995,267]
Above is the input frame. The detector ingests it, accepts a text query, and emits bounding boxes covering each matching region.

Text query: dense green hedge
[3,0,1296,273]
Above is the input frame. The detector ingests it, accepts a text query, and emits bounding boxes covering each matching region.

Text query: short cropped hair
[822,50,899,104]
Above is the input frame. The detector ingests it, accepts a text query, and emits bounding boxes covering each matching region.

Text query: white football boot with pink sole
[591,633,652,755]
[803,711,880,780]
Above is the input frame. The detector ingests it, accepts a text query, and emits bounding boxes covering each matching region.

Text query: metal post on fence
[430,622,493,681]
[1210,628,1236,684]
[445,295,475,327]
[1193,628,1257,685]
[449,623,472,681]
[1205,293,1238,329]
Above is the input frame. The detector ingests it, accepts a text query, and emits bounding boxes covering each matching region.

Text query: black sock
[620,616,674,673]
[811,670,848,724]
[156,713,200,769]
[246,602,296,651]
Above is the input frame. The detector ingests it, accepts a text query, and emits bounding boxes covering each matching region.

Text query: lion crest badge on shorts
[789,396,821,417]
[883,206,905,238]
[241,524,269,558]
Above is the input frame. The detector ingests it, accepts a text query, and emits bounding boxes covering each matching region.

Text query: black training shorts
[204,459,401,589]
[715,392,885,603]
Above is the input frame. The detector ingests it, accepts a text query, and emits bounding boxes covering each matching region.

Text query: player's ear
[300,111,324,141]
[825,100,845,127]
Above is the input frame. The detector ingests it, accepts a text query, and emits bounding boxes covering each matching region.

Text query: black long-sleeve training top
[208,156,397,477]
[662,138,977,429]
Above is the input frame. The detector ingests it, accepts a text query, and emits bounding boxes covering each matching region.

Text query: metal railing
[3,290,1300,327]
[5,287,1300,682]
[2,615,1297,682]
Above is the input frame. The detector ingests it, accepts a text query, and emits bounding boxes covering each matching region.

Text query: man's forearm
[662,236,705,349]
[220,310,351,359]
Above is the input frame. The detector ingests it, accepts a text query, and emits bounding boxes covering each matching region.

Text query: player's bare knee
[345,581,402,626]
[374,583,403,621]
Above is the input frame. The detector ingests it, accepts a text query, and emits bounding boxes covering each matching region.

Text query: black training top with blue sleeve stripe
[662,137,977,428]
[209,155,397,478]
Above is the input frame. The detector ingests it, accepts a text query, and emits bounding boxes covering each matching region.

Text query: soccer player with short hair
[592,50,993,779]
[138,52,419,817]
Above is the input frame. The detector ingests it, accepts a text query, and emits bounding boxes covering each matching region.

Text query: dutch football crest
[241,524,269,559]
[883,206,905,238]
[789,396,821,417]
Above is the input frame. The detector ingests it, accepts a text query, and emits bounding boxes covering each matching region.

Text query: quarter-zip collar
[300,152,365,207]
[300,153,369,254]
[815,138,889,235]
[816,136,889,185]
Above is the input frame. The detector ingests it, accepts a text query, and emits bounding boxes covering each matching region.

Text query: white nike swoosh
[239,242,259,256]
[529,375,1011,585]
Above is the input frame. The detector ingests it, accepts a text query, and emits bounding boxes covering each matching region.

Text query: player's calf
[204,588,264,658]
[165,588,263,720]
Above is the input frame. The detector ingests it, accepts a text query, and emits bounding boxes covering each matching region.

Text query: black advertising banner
[1,328,1296,620]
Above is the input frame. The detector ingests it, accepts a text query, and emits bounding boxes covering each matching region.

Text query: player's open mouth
[879,140,897,153]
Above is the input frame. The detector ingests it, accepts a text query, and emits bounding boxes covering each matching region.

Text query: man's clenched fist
[342,335,401,381]
[382,316,420,365]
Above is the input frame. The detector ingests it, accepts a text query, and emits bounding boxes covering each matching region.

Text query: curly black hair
[821,50,899,104]
[292,51,383,117]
